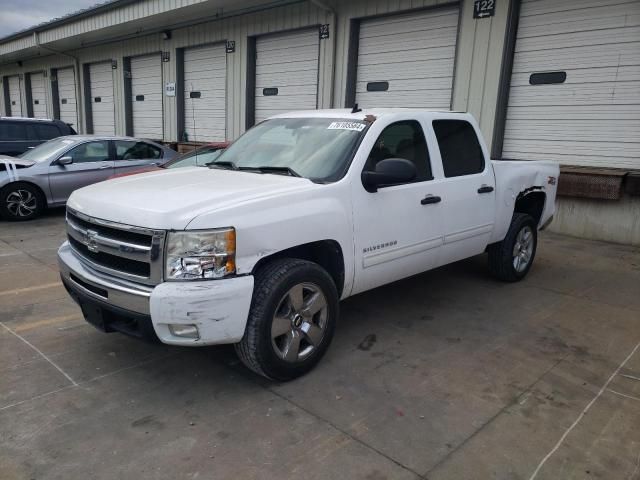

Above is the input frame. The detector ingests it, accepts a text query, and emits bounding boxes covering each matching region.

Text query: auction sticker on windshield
[327,121,366,132]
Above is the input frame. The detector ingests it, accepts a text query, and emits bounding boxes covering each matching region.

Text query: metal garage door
[503,0,640,169]
[89,62,115,135]
[29,72,47,118]
[7,76,22,116]
[183,44,226,142]
[356,7,459,109]
[57,67,78,128]
[130,54,163,140]
[255,29,319,123]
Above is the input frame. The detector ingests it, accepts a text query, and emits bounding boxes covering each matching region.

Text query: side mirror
[57,156,73,166]
[361,158,417,193]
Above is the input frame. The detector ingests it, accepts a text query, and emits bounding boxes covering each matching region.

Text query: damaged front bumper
[58,241,254,346]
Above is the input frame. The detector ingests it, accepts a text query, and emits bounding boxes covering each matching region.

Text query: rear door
[48,140,114,203]
[430,119,496,266]
[112,139,163,176]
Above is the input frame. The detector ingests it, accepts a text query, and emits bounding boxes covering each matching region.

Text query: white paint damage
[149,276,254,345]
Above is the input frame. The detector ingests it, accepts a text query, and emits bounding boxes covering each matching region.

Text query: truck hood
[67,167,315,229]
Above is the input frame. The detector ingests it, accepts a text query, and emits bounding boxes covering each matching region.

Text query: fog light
[169,324,200,339]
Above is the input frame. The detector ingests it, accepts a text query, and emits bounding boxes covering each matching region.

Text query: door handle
[477,185,494,194]
[421,195,441,205]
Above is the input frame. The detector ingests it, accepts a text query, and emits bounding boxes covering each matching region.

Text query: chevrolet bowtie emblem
[84,229,99,253]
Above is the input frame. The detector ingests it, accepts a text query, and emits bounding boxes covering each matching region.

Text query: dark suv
[0,117,76,157]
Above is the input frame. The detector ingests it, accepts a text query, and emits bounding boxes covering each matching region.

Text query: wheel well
[514,190,545,226]
[252,240,345,297]
[1,181,47,205]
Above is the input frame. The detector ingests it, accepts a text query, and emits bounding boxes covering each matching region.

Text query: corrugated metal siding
[255,28,320,122]
[130,54,164,140]
[29,72,48,118]
[57,67,79,128]
[503,0,640,168]
[355,7,459,108]
[183,43,227,142]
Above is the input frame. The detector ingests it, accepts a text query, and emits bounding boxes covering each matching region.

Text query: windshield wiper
[243,166,301,177]
[208,160,238,170]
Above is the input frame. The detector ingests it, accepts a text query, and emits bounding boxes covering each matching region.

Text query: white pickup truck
[58,109,558,380]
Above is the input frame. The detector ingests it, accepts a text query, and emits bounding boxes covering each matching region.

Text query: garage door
[29,72,47,118]
[503,0,640,169]
[355,7,459,109]
[7,76,22,116]
[57,67,78,129]
[130,54,163,140]
[89,62,115,135]
[183,44,226,142]
[255,29,319,123]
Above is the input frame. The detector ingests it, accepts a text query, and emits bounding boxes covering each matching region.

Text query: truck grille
[66,208,165,286]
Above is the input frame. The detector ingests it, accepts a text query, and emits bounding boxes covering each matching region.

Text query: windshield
[20,137,77,162]
[213,118,368,182]
[165,147,224,169]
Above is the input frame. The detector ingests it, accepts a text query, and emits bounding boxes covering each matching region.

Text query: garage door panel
[518,3,640,37]
[89,62,115,136]
[130,54,163,140]
[184,44,226,142]
[29,73,47,118]
[355,7,458,109]
[7,76,22,116]
[57,68,78,128]
[254,29,319,123]
[503,0,640,168]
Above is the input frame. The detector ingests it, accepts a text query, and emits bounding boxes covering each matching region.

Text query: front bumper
[58,241,254,345]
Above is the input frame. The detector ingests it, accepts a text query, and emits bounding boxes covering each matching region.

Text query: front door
[351,119,445,295]
[48,140,114,204]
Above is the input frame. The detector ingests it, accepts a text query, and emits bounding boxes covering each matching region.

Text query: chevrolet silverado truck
[58,109,558,380]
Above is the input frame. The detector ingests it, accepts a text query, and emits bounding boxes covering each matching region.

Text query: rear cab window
[432,120,485,177]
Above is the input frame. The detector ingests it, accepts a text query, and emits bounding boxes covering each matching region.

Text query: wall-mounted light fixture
[162,30,171,40]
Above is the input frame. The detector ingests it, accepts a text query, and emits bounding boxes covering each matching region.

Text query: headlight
[165,228,236,280]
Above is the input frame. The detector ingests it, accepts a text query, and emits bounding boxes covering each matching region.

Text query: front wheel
[487,213,538,282]
[235,258,339,381]
[0,182,45,221]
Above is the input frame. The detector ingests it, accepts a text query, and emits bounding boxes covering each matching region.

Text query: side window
[115,140,162,160]
[0,122,28,141]
[34,124,62,140]
[432,120,485,177]
[365,120,432,182]
[66,141,110,163]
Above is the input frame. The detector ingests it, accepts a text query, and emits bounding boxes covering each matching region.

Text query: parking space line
[13,314,83,333]
[607,389,640,403]
[0,322,78,387]
[0,282,62,297]
[528,341,640,480]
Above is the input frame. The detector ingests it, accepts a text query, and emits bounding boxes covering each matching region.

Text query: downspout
[309,0,336,108]
[33,31,84,132]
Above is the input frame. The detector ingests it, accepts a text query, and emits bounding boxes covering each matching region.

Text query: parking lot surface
[1,209,639,480]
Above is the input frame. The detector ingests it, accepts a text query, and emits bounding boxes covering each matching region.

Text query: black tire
[0,182,45,221]
[488,213,538,282]
[235,258,339,381]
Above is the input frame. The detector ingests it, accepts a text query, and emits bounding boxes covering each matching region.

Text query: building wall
[0,0,509,147]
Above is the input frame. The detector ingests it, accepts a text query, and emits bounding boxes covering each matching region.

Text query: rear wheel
[488,213,537,282]
[0,182,45,221]
[235,258,338,381]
